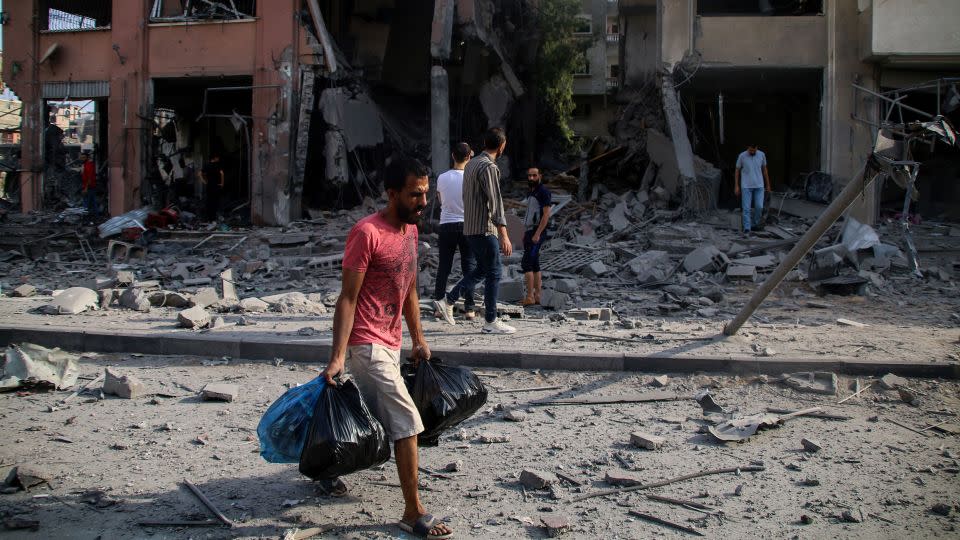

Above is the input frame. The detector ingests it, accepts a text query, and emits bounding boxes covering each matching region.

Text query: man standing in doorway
[520,166,552,306]
[434,127,515,334]
[433,142,477,321]
[734,144,771,236]
[80,151,98,217]
[201,152,225,221]
[321,156,453,539]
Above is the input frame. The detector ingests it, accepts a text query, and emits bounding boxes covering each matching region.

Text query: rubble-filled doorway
[150,77,253,223]
[682,68,822,208]
[41,98,106,211]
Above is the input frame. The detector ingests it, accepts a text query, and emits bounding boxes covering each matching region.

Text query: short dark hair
[483,127,506,151]
[747,143,758,148]
[452,142,472,163]
[384,156,429,192]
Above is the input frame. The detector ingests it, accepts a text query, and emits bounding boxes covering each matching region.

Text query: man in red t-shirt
[321,157,453,539]
[80,151,98,216]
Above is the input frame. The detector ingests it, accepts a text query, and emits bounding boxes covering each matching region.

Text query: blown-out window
[41,0,112,31]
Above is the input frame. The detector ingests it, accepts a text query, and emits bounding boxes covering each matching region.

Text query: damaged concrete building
[1,0,538,225]
[572,0,960,222]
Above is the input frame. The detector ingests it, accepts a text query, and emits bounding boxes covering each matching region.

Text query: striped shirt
[462,152,507,236]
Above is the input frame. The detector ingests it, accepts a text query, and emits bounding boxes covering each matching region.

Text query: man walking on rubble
[432,142,478,322]
[321,156,454,540]
[80,151,98,218]
[434,127,516,334]
[520,166,553,306]
[734,143,772,236]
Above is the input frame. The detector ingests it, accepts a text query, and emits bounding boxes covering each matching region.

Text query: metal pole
[723,161,875,336]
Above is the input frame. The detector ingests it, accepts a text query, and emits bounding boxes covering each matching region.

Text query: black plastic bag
[401,358,488,446]
[299,378,391,480]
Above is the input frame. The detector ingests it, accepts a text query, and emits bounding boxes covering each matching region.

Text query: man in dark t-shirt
[520,166,553,305]
[201,154,224,221]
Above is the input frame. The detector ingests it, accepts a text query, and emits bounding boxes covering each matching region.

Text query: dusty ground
[1,280,959,364]
[1,352,959,539]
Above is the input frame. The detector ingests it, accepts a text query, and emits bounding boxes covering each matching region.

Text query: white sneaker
[482,318,516,334]
[433,298,456,326]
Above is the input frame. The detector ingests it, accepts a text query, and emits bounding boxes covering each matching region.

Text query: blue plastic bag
[257,377,326,463]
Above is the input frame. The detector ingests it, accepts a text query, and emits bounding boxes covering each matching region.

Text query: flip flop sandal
[398,514,453,539]
[316,477,348,497]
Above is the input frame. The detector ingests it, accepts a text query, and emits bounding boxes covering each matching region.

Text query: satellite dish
[39,43,60,65]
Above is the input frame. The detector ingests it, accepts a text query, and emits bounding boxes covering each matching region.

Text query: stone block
[599,308,613,321]
[651,375,670,387]
[220,269,238,302]
[627,251,672,283]
[546,279,579,294]
[630,431,665,450]
[102,367,146,399]
[540,289,570,310]
[239,297,269,313]
[190,287,220,309]
[683,245,729,273]
[119,288,151,312]
[177,306,211,329]
[519,469,558,490]
[541,515,572,537]
[498,279,525,303]
[583,261,608,277]
[879,373,908,390]
[148,291,191,308]
[201,383,239,402]
[11,284,36,297]
[726,265,757,281]
[113,270,135,286]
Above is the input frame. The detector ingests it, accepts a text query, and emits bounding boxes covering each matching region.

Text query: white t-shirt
[437,169,465,224]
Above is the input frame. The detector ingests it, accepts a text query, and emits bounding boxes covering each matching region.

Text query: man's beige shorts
[346,343,424,442]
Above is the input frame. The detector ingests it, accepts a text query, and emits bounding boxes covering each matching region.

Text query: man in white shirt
[432,142,477,320]
[735,144,772,236]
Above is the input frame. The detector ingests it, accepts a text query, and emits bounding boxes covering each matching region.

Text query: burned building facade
[1,0,538,225]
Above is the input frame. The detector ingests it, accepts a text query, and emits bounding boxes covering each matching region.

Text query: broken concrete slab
[201,383,239,402]
[239,297,269,313]
[683,245,729,273]
[40,287,99,315]
[731,254,777,268]
[498,279,525,303]
[102,367,146,399]
[113,270,135,287]
[604,469,644,487]
[220,269,238,302]
[608,202,630,232]
[4,464,51,490]
[189,287,219,309]
[583,261,609,278]
[540,289,570,310]
[11,284,37,297]
[627,250,673,283]
[260,292,327,315]
[782,372,839,396]
[177,306,212,329]
[545,279,579,294]
[651,375,670,388]
[541,515,572,538]
[801,438,822,452]
[119,288,151,312]
[147,290,191,308]
[879,373,909,390]
[630,431,665,450]
[1,343,80,391]
[726,265,757,282]
[519,469,558,490]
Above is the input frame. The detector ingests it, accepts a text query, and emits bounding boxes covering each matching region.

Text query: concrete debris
[102,367,146,399]
[604,469,644,487]
[1,343,80,391]
[836,318,868,328]
[220,269,238,302]
[541,515,572,537]
[178,306,212,329]
[782,372,839,396]
[41,287,99,315]
[628,251,673,283]
[683,245,729,273]
[879,373,909,390]
[119,288,151,312]
[148,291,191,308]
[113,270,135,287]
[504,410,528,422]
[260,292,327,315]
[11,284,37,297]
[651,375,670,388]
[800,438,822,452]
[189,287,220,309]
[630,431,665,450]
[239,297,270,313]
[478,433,510,444]
[519,469,558,490]
[4,464,51,490]
[201,383,239,402]
[726,265,758,282]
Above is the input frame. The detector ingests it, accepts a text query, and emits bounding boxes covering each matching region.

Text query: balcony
[606,78,620,90]
[606,33,620,44]
[859,0,960,67]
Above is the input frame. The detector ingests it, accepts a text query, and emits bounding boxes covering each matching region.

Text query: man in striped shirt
[434,128,516,334]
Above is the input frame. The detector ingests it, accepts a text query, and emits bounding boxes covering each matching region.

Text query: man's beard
[397,204,425,224]
[528,181,539,190]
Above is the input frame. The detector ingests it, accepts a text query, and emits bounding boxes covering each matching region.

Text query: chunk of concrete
[519,469,558,490]
[11,284,36,297]
[498,279,525,303]
[119,288,151,312]
[541,515,572,538]
[147,290,191,308]
[583,261,608,278]
[683,245,729,273]
[782,371,838,396]
[113,270,135,286]
[599,308,613,321]
[260,291,327,315]
[239,297,269,313]
[102,367,146,399]
[189,287,219,309]
[540,289,570,310]
[41,287,99,315]
[630,431,665,450]
[651,375,670,388]
[801,438,822,452]
[182,277,213,286]
[177,306,211,329]
[504,410,528,422]
[879,373,909,390]
[604,469,644,487]
[726,265,757,281]
[627,251,672,283]
[98,289,118,309]
[608,202,630,231]
[220,269,238,302]
[201,383,239,402]
[546,279,579,294]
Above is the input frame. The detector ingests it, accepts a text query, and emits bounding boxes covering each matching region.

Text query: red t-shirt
[343,212,418,350]
[81,161,96,189]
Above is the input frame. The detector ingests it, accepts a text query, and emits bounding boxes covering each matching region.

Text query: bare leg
[396,435,452,536]
[533,271,543,303]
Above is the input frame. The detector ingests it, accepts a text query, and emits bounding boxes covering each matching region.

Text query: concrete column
[431,66,450,179]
